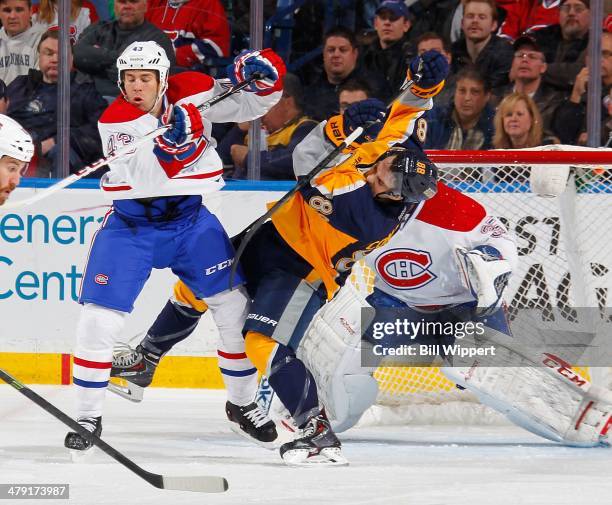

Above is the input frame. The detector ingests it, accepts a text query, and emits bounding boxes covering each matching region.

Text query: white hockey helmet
[0,114,34,163]
[116,41,171,102]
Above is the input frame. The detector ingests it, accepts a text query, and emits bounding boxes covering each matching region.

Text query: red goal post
[354,146,612,424]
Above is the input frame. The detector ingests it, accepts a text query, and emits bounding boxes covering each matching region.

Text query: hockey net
[353,145,612,425]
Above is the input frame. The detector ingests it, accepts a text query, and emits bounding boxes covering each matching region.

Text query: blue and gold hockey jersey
[270,85,439,298]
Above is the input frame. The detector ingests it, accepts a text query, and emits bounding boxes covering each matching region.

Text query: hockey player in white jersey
[0,114,34,205]
[64,41,286,452]
[300,171,612,447]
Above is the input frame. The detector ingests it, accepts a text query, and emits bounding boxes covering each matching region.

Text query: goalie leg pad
[442,349,612,447]
[298,281,378,432]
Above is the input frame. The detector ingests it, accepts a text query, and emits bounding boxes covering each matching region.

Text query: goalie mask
[117,41,170,108]
[373,148,438,204]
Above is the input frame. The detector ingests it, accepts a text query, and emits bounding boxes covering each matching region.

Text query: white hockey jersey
[366,182,518,307]
[98,71,281,200]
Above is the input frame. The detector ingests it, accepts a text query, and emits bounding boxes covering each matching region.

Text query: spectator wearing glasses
[496,35,564,136]
[532,0,590,92]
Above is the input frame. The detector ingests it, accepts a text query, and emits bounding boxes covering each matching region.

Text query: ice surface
[1,385,611,505]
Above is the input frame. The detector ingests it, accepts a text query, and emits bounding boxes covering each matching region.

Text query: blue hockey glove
[159,102,204,147]
[226,48,286,93]
[409,50,449,90]
[343,98,386,142]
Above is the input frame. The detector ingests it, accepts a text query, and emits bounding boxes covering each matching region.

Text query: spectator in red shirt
[496,0,560,41]
[146,0,229,72]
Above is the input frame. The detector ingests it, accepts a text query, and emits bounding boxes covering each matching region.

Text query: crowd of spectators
[0,0,610,180]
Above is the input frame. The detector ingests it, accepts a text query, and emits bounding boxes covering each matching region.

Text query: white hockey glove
[455,245,512,316]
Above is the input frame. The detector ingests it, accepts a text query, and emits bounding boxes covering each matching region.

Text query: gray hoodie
[0,24,44,85]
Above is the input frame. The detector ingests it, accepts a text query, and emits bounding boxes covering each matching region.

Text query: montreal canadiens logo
[94,274,109,285]
[375,248,437,290]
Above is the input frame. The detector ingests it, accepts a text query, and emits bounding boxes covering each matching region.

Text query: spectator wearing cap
[302,26,386,121]
[532,0,590,92]
[219,74,318,180]
[496,0,560,41]
[553,30,612,146]
[0,0,44,85]
[0,79,7,113]
[416,31,455,107]
[451,0,514,93]
[360,0,416,97]
[496,35,564,136]
[6,29,107,176]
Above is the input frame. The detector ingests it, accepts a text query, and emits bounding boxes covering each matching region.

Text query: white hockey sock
[73,303,126,418]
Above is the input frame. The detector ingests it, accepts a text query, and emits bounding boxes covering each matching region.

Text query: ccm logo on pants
[205,259,234,275]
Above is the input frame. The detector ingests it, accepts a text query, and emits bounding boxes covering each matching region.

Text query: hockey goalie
[298,174,612,448]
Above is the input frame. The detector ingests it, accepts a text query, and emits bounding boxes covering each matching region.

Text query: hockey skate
[64,416,102,460]
[279,410,348,466]
[108,343,160,402]
[225,401,280,449]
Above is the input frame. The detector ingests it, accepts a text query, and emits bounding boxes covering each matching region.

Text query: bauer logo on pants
[375,248,436,290]
[94,274,109,285]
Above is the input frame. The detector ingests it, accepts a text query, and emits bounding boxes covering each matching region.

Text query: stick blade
[161,475,229,493]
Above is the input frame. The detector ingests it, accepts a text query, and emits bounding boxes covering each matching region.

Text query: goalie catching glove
[455,245,512,316]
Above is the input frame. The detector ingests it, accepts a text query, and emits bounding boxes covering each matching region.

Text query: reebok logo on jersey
[94,274,109,285]
[375,248,437,290]
[246,313,278,327]
[205,259,233,276]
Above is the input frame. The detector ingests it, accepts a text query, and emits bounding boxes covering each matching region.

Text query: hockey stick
[1,74,263,212]
[228,64,424,289]
[228,124,364,289]
[0,368,228,493]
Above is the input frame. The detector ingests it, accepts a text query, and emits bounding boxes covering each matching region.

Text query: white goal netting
[354,146,612,424]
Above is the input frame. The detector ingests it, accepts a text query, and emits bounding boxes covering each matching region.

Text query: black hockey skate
[108,344,160,402]
[226,401,280,449]
[64,416,102,452]
[279,410,348,466]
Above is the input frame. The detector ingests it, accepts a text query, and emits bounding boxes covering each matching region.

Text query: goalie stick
[228,61,424,289]
[0,368,228,493]
[1,73,264,211]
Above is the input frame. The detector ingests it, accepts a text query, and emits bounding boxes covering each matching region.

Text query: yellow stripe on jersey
[173,279,208,313]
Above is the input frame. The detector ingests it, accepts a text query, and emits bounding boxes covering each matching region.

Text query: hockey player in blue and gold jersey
[111,50,449,465]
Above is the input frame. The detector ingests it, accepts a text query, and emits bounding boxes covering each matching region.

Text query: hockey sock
[141,299,202,356]
[267,344,319,428]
